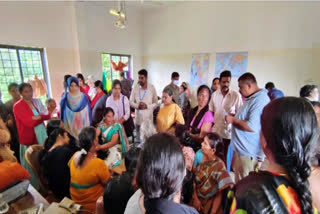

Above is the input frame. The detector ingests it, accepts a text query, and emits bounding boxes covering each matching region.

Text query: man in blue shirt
[265,82,284,101]
[226,73,270,182]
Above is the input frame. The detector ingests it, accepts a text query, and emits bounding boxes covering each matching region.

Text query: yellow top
[68,153,110,212]
[156,103,185,134]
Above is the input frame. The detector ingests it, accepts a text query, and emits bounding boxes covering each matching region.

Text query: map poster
[214,52,248,77]
[190,53,210,86]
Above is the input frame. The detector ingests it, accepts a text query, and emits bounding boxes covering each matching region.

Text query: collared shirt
[209,89,243,139]
[268,88,284,100]
[231,89,270,160]
[129,83,158,125]
[164,84,180,105]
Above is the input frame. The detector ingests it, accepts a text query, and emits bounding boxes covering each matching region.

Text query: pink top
[190,111,214,130]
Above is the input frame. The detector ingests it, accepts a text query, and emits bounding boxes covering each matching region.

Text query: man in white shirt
[209,70,243,163]
[130,69,158,144]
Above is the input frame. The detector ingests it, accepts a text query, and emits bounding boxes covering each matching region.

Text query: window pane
[0,46,47,103]
[19,49,44,80]
[0,48,19,102]
[4,68,12,76]
[3,60,11,68]
[102,53,131,90]
[121,56,128,63]
[101,53,112,92]
[1,51,10,60]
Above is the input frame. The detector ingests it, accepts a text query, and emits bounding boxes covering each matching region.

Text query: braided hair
[78,127,97,166]
[261,97,318,213]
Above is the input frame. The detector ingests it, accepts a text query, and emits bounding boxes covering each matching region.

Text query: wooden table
[7,184,49,214]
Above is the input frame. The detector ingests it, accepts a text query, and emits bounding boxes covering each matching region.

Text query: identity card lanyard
[139,86,148,112]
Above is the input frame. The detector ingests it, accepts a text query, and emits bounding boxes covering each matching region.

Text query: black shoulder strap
[122,95,125,115]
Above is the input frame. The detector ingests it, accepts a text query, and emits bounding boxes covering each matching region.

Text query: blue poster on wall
[215,52,248,77]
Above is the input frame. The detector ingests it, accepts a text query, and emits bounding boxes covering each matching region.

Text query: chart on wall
[190,53,210,86]
[214,52,248,77]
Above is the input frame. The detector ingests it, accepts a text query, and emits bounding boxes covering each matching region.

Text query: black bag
[122,96,134,137]
[175,124,201,152]
[96,132,109,160]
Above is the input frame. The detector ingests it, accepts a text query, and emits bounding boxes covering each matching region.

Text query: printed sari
[194,157,233,214]
[60,77,91,138]
[99,123,129,168]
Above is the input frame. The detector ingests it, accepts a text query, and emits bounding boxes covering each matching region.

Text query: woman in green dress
[97,107,128,168]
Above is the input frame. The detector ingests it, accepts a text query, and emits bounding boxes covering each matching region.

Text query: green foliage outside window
[0,46,48,104]
[101,53,130,92]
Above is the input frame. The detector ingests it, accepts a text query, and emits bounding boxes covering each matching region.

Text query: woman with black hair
[230,97,319,214]
[13,82,54,189]
[157,88,185,134]
[136,133,198,214]
[69,127,110,213]
[46,119,79,153]
[106,80,133,137]
[99,146,141,214]
[210,77,220,93]
[76,73,90,95]
[106,80,130,124]
[91,80,108,126]
[192,133,233,214]
[39,128,73,199]
[59,77,91,139]
[91,80,107,109]
[184,85,214,152]
[97,107,128,168]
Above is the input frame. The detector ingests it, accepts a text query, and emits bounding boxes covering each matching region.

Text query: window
[0,45,49,103]
[101,53,131,92]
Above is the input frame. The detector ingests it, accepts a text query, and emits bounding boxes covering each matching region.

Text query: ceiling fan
[109,0,126,29]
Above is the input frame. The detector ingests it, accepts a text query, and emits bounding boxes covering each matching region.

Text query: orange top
[68,153,110,212]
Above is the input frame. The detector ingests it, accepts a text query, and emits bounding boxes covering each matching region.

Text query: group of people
[0,68,320,214]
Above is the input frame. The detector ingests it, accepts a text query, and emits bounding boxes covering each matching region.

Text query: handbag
[43,197,93,214]
[122,96,134,137]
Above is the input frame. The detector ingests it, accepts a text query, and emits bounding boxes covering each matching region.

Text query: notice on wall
[190,53,210,86]
[215,52,248,77]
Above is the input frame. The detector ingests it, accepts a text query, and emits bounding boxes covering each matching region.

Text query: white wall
[142,2,320,102]
[74,1,143,82]
[0,1,144,102]
[1,1,319,104]
[0,1,81,102]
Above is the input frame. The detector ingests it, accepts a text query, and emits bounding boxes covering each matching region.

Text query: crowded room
[0,1,320,214]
